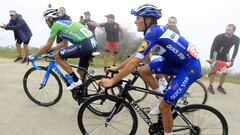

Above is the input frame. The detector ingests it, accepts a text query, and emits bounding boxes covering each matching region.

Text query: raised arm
[6,19,25,30]
[86,21,101,27]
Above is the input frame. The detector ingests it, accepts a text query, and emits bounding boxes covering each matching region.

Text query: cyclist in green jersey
[28,9,97,90]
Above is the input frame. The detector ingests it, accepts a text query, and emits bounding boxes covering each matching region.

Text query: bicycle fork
[39,66,52,89]
[105,98,123,127]
[174,108,198,134]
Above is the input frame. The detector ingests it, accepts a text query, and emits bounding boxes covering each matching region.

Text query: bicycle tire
[173,104,228,135]
[23,66,63,107]
[84,75,124,116]
[110,73,148,103]
[78,94,138,135]
[178,80,208,106]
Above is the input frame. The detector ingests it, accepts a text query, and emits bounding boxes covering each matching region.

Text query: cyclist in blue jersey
[99,4,202,135]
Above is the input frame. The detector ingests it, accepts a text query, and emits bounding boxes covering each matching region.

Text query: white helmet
[43,9,59,20]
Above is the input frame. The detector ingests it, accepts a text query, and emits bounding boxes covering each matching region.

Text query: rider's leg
[139,65,159,90]
[77,57,91,82]
[160,101,173,134]
[162,58,201,134]
[54,52,79,82]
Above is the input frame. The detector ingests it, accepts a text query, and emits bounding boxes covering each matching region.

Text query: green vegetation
[0,47,118,68]
[0,34,240,84]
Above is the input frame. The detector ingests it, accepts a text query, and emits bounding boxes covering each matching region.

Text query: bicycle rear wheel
[177,80,208,106]
[78,94,138,135]
[129,75,148,103]
[23,66,63,106]
[173,104,228,135]
[82,75,124,116]
[110,73,148,103]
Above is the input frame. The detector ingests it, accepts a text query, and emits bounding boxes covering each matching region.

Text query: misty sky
[0,0,240,72]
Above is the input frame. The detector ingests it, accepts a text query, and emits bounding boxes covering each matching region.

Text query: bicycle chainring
[149,122,164,135]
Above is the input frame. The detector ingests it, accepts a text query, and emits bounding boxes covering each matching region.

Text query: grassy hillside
[0,47,114,68]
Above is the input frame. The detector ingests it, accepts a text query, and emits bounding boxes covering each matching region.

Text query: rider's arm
[111,57,142,84]
[115,53,136,70]
[35,39,54,57]
[34,23,59,57]
[52,40,68,51]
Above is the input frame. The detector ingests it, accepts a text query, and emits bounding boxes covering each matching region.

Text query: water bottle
[65,74,73,85]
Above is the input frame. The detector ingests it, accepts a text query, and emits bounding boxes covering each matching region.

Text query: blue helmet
[131,4,162,19]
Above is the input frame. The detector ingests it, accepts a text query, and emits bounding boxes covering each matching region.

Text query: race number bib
[187,43,199,59]
[80,28,92,37]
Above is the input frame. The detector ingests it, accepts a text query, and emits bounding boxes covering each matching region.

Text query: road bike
[78,79,228,135]
[23,52,110,108]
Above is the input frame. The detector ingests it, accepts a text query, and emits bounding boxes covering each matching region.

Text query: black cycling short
[58,37,97,69]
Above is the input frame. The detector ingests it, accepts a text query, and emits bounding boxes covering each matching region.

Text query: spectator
[165,16,180,35]
[80,11,96,38]
[87,14,123,69]
[58,7,71,20]
[56,7,71,44]
[208,24,239,94]
[0,10,32,63]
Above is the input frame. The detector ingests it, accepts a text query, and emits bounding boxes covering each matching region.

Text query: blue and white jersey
[136,25,199,66]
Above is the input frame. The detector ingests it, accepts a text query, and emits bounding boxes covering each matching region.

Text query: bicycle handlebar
[28,52,54,70]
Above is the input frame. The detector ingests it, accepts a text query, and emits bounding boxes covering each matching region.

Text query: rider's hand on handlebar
[98,78,114,88]
[28,55,36,61]
[105,66,119,73]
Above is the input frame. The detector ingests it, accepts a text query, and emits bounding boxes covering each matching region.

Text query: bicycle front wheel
[173,104,228,135]
[78,94,138,135]
[23,66,63,106]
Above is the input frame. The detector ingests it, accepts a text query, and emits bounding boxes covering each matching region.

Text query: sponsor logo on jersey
[137,40,148,52]
[63,30,81,40]
[166,44,185,60]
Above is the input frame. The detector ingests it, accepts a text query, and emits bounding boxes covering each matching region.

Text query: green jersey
[49,20,93,44]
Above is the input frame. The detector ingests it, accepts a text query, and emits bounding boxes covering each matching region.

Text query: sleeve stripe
[135,53,145,59]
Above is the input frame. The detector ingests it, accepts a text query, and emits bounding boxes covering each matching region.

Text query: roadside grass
[1,47,240,84]
[0,47,115,68]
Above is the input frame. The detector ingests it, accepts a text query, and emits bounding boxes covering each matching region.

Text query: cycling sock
[154,87,164,100]
[70,72,79,82]
[154,87,164,94]
[164,132,173,135]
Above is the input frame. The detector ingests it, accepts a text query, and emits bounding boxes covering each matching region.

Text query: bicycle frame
[105,81,197,133]
[29,55,90,89]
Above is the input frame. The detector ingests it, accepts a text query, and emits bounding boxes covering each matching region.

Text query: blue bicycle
[23,52,110,107]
